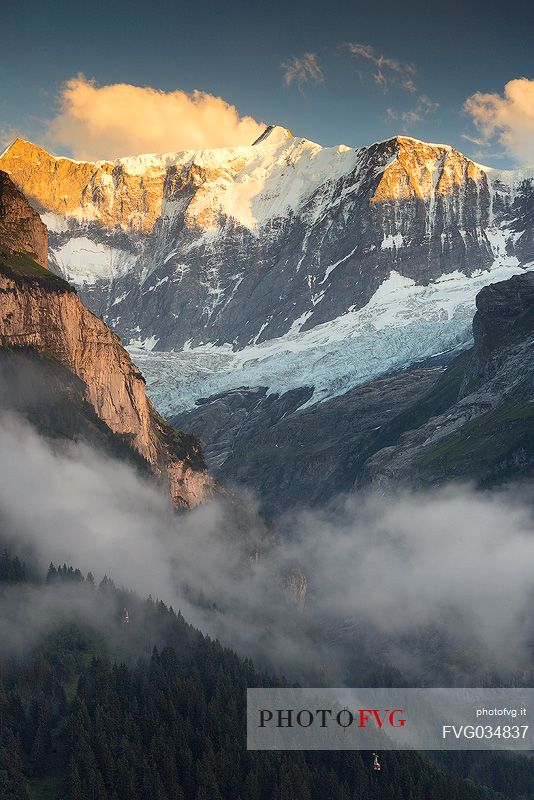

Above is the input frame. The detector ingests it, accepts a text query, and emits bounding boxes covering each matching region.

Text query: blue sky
[1,0,533,166]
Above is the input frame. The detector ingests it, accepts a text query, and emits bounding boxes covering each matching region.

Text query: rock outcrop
[0,173,215,508]
[172,385,314,468]
[283,567,308,610]
[0,171,48,268]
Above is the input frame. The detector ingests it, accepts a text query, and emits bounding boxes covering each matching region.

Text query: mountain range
[2,126,533,412]
[1,126,533,512]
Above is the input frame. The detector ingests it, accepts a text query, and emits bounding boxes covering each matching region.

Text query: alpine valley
[2,117,534,800]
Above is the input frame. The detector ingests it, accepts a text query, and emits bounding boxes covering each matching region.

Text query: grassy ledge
[0,249,74,293]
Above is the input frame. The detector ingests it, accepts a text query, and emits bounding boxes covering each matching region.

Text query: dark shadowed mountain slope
[0,551,503,800]
[172,367,444,516]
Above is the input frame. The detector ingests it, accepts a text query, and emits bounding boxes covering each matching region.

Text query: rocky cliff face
[0,133,529,346]
[172,385,314,468]
[0,142,166,233]
[0,174,215,508]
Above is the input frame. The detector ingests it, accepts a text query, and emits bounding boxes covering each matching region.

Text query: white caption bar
[247,688,534,750]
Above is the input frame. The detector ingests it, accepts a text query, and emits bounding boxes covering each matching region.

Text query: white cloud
[461,133,486,146]
[45,75,265,160]
[387,94,439,128]
[281,53,324,89]
[346,42,417,92]
[464,78,534,165]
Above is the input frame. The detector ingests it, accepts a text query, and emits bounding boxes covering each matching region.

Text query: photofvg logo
[259,707,406,730]
[251,695,407,750]
[247,688,534,751]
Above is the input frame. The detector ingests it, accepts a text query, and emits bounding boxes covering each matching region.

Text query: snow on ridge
[40,212,70,234]
[153,135,363,233]
[113,145,254,177]
[484,165,534,186]
[0,138,95,165]
[364,134,453,152]
[98,130,304,176]
[51,237,131,286]
[24,131,360,235]
[234,140,361,229]
[4,132,519,183]
[381,233,404,250]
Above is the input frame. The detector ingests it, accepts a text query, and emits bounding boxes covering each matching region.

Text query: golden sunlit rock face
[0,139,252,234]
[371,137,486,204]
[1,136,488,240]
[0,130,507,355]
[0,139,167,234]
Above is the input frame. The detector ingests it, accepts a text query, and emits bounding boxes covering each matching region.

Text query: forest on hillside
[3,549,527,800]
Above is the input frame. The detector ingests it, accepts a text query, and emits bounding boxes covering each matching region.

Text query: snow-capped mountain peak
[252,124,295,146]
